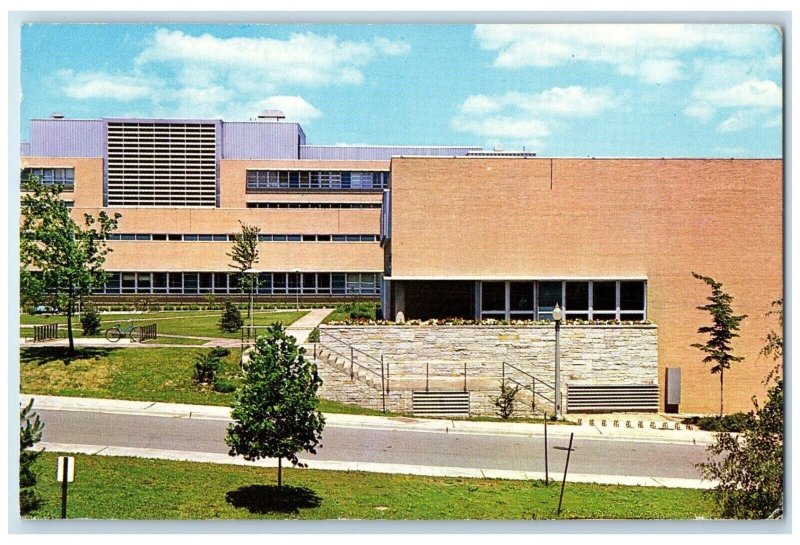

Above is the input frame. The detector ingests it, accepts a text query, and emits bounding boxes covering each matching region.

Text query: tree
[20,178,120,353]
[219,301,244,333]
[761,299,783,385]
[20,399,45,515]
[226,323,325,487]
[227,222,261,319]
[80,303,102,336]
[691,272,747,416]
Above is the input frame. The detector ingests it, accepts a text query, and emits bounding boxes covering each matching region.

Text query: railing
[315,329,386,413]
[33,323,59,342]
[502,361,556,411]
[138,323,157,342]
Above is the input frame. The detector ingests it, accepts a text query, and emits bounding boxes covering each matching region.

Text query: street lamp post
[292,269,301,311]
[552,302,563,419]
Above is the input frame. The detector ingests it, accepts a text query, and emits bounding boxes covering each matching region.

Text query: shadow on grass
[19,347,116,366]
[225,484,322,514]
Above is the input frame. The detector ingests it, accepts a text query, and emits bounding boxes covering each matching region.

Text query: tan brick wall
[21,157,104,208]
[389,157,783,414]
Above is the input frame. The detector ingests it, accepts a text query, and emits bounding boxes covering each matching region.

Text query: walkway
[285,307,334,344]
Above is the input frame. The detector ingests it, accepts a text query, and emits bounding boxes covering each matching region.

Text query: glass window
[168,234,182,241]
[481,282,505,312]
[168,273,182,293]
[137,273,151,292]
[121,273,136,293]
[286,235,301,242]
[317,273,331,291]
[565,282,589,311]
[332,273,346,294]
[332,235,347,242]
[199,273,213,292]
[317,235,331,242]
[620,313,645,322]
[153,273,168,293]
[510,282,534,311]
[184,235,198,241]
[272,273,287,293]
[198,234,213,242]
[105,273,121,294]
[621,281,645,310]
[183,273,198,294]
[593,281,616,311]
[537,281,562,319]
[152,234,167,241]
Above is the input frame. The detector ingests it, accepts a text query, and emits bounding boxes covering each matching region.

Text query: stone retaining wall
[314,324,658,417]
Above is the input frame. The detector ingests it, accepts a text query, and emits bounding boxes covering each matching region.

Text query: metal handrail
[502,361,556,408]
[319,329,384,367]
[315,339,383,381]
[503,360,556,391]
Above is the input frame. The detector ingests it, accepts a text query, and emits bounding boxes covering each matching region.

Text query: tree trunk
[277,457,282,488]
[66,288,75,354]
[719,368,724,417]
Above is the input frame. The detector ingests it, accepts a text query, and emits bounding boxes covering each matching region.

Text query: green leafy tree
[761,299,783,384]
[491,380,520,419]
[699,377,783,519]
[80,303,102,336]
[691,272,747,416]
[227,222,261,319]
[219,301,244,333]
[20,178,120,353]
[20,399,45,515]
[226,323,325,487]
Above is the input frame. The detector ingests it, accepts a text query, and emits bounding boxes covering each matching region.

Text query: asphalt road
[37,409,710,480]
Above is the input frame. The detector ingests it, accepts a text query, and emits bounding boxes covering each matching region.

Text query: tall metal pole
[60,457,69,519]
[557,432,575,515]
[554,317,562,419]
[544,412,549,486]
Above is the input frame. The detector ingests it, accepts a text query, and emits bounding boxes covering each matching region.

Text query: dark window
[621,281,645,310]
[152,234,167,241]
[510,282,534,311]
[565,282,589,311]
[593,281,616,311]
[538,282,562,314]
[481,282,505,312]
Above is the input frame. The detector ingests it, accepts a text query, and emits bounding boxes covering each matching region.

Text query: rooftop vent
[51,112,64,119]
[257,110,286,121]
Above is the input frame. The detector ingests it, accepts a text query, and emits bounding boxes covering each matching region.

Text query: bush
[20,399,44,515]
[490,380,520,419]
[193,351,221,384]
[80,304,102,336]
[685,412,755,432]
[219,302,244,333]
[699,379,783,519]
[307,327,320,343]
[210,347,231,358]
[213,378,238,393]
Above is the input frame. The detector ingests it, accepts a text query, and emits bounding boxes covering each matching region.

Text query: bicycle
[105,322,141,342]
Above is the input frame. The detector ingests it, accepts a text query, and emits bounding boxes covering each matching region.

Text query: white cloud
[474,24,779,84]
[58,69,158,101]
[452,86,615,147]
[717,114,748,133]
[257,96,322,123]
[56,28,408,123]
[374,37,411,56]
[696,78,782,109]
[683,103,714,123]
[764,114,782,128]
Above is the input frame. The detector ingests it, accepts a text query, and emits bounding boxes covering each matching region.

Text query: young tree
[691,272,747,416]
[80,303,102,336]
[227,222,261,319]
[219,301,244,333]
[20,399,45,515]
[761,299,783,384]
[226,323,325,488]
[20,179,120,353]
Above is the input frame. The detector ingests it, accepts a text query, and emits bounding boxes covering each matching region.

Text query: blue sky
[21,23,783,157]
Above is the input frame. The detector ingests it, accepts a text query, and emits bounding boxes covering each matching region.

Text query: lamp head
[552,303,563,322]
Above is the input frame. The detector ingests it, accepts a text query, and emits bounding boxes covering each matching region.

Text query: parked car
[31,305,56,314]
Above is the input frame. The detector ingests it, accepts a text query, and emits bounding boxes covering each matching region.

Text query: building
[381,156,782,414]
[21,114,783,414]
[20,113,480,300]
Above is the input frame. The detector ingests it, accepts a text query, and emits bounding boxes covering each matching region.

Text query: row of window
[246,202,382,209]
[246,170,389,191]
[21,168,75,190]
[480,280,646,321]
[106,233,380,243]
[97,272,381,296]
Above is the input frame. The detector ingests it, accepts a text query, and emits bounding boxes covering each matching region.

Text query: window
[481,282,506,319]
[121,273,136,294]
[183,273,199,294]
[246,170,388,192]
[592,281,617,321]
[537,282,562,321]
[21,168,75,190]
[153,273,168,293]
[137,273,152,293]
[565,282,589,320]
[510,282,534,320]
[620,281,646,321]
[168,273,182,293]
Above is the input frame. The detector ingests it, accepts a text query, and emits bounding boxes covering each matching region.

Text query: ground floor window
[479,280,646,321]
[94,272,381,296]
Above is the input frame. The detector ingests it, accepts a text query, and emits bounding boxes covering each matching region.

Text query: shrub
[80,304,102,336]
[210,347,231,359]
[490,380,520,419]
[193,351,221,384]
[219,302,244,333]
[699,379,783,519]
[20,399,44,515]
[685,412,755,432]
[307,327,320,343]
[213,378,238,393]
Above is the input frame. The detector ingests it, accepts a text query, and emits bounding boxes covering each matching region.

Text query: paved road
[37,409,709,480]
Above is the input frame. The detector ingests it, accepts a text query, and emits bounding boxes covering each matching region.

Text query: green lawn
[25,452,717,520]
[20,346,388,415]
[20,309,307,339]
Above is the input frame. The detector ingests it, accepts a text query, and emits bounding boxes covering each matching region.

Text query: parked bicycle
[105,322,141,342]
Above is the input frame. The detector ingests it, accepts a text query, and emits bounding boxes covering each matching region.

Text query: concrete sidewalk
[285,307,333,343]
[19,394,718,445]
[35,440,713,489]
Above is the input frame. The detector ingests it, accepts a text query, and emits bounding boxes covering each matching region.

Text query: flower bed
[326,317,654,326]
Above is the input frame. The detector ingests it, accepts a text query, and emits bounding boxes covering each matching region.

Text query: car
[32,305,56,314]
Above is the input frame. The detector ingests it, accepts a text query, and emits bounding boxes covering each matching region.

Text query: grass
[20,346,392,415]
[20,309,307,339]
[25,452,717,520]
[322,301,378,324]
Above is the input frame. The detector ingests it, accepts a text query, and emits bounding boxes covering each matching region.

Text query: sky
[20,23,783,157]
